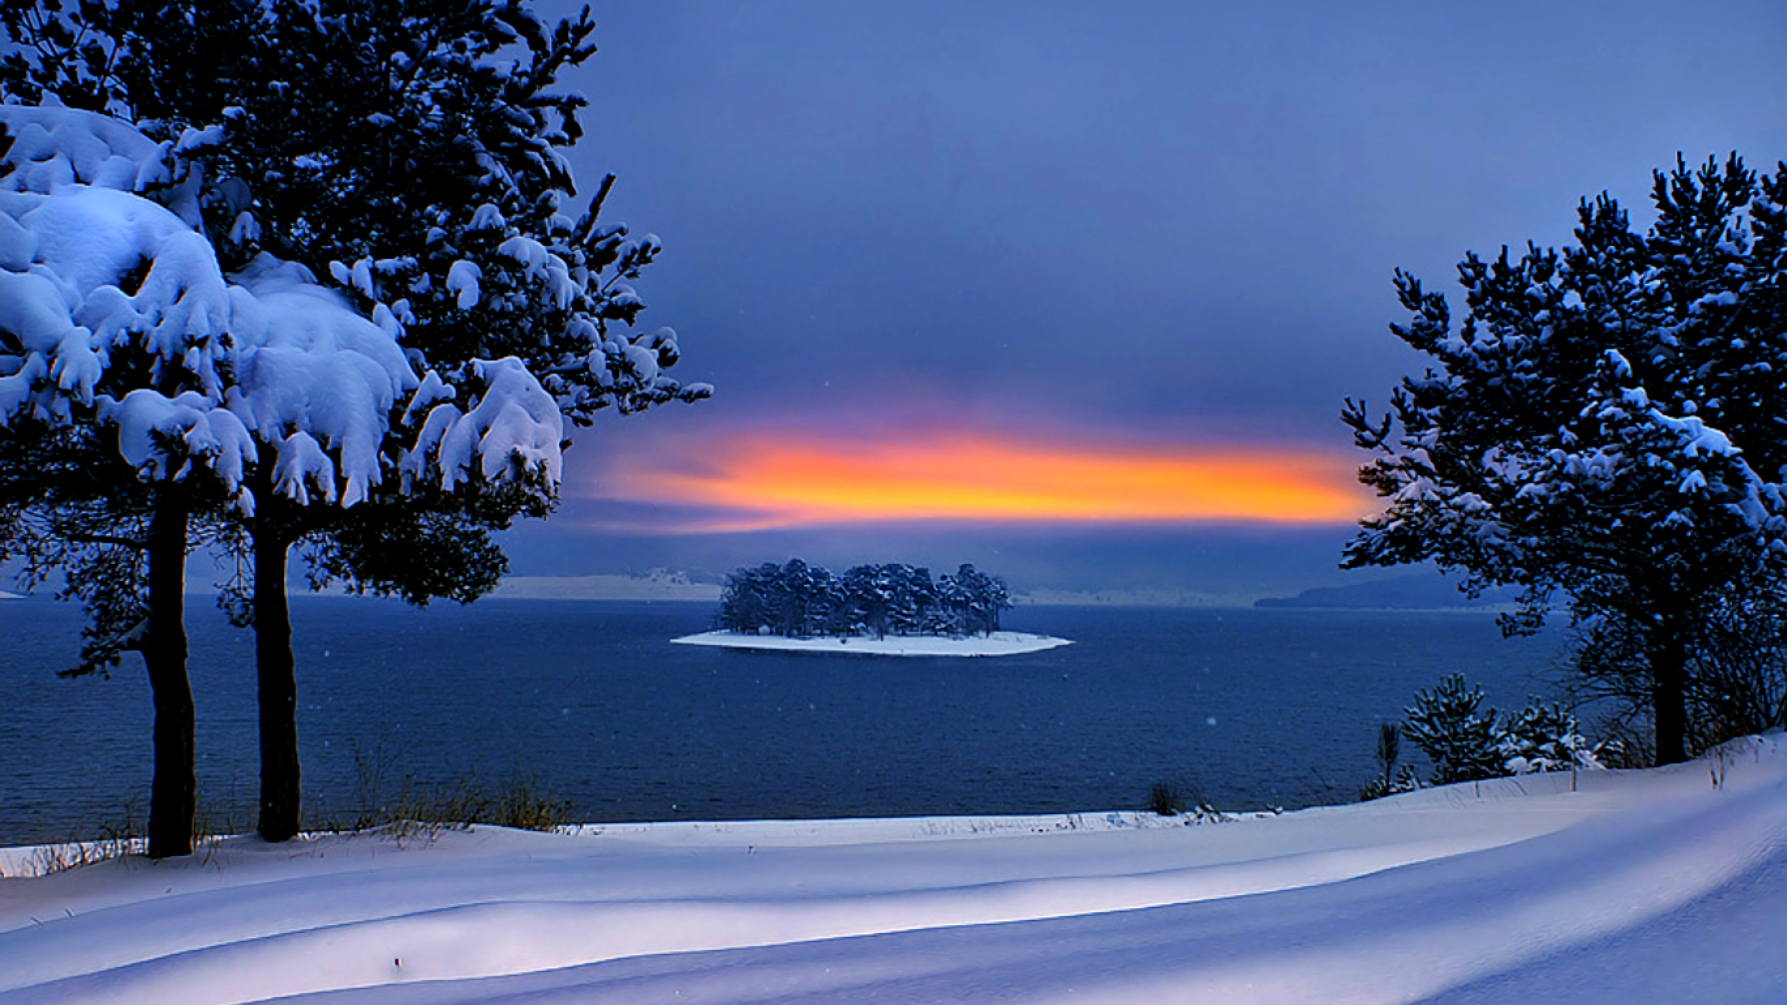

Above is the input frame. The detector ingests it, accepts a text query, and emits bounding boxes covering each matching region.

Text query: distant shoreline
[671,630,1074,657]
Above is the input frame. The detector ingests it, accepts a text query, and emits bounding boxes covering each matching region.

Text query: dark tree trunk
[144,496,195,859]
[1651,617,1690,766]
[254,523,301,842]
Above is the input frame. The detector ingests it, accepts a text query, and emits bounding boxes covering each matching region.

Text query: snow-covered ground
[671,630,1073,656]
[2,737,1784,1003]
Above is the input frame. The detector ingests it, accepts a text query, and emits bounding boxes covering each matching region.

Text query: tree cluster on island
[1350,154,1787,767]
[719,559,1012,639]
[0,1,708,857]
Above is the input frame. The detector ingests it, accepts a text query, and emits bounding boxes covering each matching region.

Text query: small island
[676,559,1072,657]
[672,630,1072,657]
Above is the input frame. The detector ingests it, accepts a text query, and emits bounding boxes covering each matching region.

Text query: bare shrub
[1565,592,1787,760]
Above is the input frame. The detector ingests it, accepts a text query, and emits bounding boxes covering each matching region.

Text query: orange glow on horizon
[594,431,1369,531]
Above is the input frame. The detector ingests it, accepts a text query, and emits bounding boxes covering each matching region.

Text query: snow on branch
[0,103,208,225]
[446,259,483,310]
[0,104,567,511]
[103,388,254,490]
[402,356,563,493]
[225,255,422,507]
[0,120,234,423]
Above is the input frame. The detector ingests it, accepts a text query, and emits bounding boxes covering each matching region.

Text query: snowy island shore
[671,629,1073,657]
[3,736,1785,1003]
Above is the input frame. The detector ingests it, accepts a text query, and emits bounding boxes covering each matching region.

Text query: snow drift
[1,735,1783,1003]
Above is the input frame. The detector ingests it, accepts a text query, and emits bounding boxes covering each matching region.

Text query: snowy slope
[1,736,1783,1003]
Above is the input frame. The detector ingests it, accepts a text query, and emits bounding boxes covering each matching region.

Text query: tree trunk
[1651,617,1690,766]
[144,496,195,859]
[254,524,301,842]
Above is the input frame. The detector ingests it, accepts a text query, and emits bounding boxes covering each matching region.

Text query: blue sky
[499,0,1787,597]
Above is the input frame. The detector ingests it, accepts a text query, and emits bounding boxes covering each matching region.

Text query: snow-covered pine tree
[719,562,778,634]
[0,104,253,857]
[84,0,712,421]
[1345,155,1787,765]
[776,558,822,637]
[1401,675,1503,785]
[844,563,896,639]
[937,564,1009,636]
[1393,674,1604,785]
[4,0,710,841]
[716,559,1012,640]
[1496,701,1600,775]
[886,565,935,637]
[932,568,966,637]
[0,103,566,853]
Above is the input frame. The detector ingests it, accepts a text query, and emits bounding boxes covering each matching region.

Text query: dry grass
[4,812,146,878]
[324,749,576,839]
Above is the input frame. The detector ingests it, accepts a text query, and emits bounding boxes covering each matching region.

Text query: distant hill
[1253,575,1513,611]
[492,570,721,601]
[1014,587,1256,608]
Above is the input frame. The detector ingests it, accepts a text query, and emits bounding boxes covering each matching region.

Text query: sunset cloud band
[587,431,1368,532]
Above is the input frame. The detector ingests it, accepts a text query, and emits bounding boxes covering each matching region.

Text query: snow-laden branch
[402,356,564,492]
[0,103,564,512]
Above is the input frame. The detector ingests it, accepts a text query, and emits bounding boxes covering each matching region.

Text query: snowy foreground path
[2,738,1784,1004]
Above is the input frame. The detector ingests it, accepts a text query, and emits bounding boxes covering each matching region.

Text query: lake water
[0,597,1565,846]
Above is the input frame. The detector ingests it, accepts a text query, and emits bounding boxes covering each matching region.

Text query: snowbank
[671,630,1073,656]
[2,736,1785,1002]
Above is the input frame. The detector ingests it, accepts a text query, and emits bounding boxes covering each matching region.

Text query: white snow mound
[671,630,1073,657]
[3,735,1785,1003]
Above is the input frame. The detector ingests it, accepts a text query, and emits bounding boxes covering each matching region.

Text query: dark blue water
[0,597,1563,845]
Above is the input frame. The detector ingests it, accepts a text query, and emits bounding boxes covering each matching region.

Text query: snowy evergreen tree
[718,559,1012,640]
[843,563,898,639]
[719,562,782,635]
[47,0,713,421]
[938,564,1010,637]
[774,558,833,638]
[3,0,710,842]
[1401,675,1503,785]
[0,102,566,853]
[1346,154,1787,765]
[1395,675,1604,785]
[1496,701,1601,775]
[886,565,936,636]
[0,104,256,856]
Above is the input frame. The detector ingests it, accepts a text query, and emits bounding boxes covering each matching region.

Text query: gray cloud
[521,0,1787,589]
